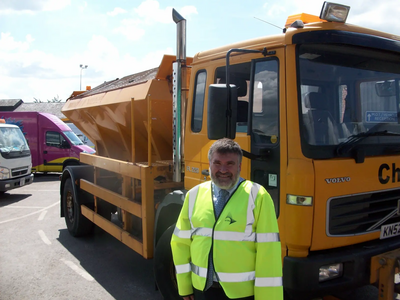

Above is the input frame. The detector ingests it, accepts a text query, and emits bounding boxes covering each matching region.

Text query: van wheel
[154,225,181,300]
[62,178,93,237]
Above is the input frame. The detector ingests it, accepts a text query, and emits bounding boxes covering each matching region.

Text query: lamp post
[79,64,88,90]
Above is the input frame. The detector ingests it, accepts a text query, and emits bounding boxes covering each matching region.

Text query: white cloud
[0,33,33,52]
[42,0,70,12]
[107,7,127,17]
[0,30,172,101]
[265,4,286,17]
[179,6,198,20]
[259,0,400,34]
[2,0,400,103]
[348,1,400,34]
[134,0,171,24]
[78,1,87,13]
[134,0,197,24]
[114,19,146,41]
[113,1,197,41]
[0,0,70,14]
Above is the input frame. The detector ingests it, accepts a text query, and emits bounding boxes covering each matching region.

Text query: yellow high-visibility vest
[171,180,283,299]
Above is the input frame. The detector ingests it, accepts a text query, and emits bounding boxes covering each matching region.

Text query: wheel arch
[62,158,80,171]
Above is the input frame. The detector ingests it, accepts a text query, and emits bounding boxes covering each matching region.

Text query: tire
[154,224,181,300]
[62,178,94,237]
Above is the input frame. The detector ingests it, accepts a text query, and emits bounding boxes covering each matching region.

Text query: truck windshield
[63,131,84,146]
[298,44,400,159]
[0,127,30,153]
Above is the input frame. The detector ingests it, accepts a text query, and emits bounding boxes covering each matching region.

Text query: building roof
[0,99,24,111]
[70,67,159,99]
[0,100,67,121]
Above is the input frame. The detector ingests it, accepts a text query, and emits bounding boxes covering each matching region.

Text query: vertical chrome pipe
[172,9,187,182]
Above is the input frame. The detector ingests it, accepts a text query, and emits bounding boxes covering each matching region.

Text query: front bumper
[283,237,400,299]
[0,174,34,192]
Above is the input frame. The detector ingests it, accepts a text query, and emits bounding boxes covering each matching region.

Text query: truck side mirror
[207,84,238,140]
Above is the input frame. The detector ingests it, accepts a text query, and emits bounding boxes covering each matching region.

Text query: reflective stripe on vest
[191,262,253,282]
[191,262,207,278]
[256,232,280,242]
[175,263,191,274]
[255,276,283,287]
[188,185,199,230]
[173,222,280,242]
[173,227,191,239]
[191,262,282,286]
[187,181,263,242]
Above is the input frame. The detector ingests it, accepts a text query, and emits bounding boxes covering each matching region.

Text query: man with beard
[171,138,283,300]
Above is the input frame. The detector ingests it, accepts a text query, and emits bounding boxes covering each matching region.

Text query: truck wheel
[62,178,93,237]
[154,224,181,300]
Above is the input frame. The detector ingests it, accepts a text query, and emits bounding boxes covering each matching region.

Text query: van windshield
[0,127,30,153]
[298,44,400,159]
[63,131,84,146]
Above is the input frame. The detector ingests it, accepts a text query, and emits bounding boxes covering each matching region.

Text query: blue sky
[0,0,399,102]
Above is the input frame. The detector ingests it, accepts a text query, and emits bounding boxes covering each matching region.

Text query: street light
[79,64,88,90]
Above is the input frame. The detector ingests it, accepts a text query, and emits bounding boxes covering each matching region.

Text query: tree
[48,95,62,103]
[33,95,64,103]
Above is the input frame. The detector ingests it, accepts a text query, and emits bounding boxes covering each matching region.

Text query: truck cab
[188,4,400,298]
[0,122,34,194]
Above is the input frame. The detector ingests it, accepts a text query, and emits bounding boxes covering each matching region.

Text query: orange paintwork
[285,13,326,28]
[63,55,193,164]
[62,15,400,297]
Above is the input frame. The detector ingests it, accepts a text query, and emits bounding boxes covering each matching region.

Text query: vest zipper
[208,180,245,284]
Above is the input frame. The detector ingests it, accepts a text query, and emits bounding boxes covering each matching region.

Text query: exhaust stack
[172,9,187,182]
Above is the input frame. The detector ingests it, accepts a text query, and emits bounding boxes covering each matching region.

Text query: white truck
[0,121,34,194]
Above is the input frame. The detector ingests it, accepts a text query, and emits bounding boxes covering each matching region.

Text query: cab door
[42,130,71,172]
[249,56,282,216]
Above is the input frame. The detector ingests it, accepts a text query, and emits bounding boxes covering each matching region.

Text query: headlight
[0,167,10,179]
[82,150,96,154]
[320,2,350,23]
[319,263,343,282]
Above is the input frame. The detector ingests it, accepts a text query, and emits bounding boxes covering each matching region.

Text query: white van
[0,122,34,194]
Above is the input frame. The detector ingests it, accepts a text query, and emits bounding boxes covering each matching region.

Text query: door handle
[202,169,209,176]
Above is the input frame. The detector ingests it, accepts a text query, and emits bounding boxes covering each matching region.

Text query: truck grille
[328,189,400,236]
[11,167,29,177]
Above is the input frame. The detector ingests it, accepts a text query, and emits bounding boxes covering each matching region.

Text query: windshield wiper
[336,130,400,155]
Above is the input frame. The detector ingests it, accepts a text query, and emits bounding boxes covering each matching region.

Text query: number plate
[20,178,25,186]
[380,222,400,239]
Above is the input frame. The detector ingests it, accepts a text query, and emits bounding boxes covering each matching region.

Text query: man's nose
[219,165,228,172]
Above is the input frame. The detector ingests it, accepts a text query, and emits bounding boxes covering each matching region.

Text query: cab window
[46,131,65,148]
[191,71,207,132]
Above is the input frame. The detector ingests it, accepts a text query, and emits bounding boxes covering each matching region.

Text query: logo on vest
[225,214,236,225]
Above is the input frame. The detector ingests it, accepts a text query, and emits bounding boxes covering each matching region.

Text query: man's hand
[182,295,194,300]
